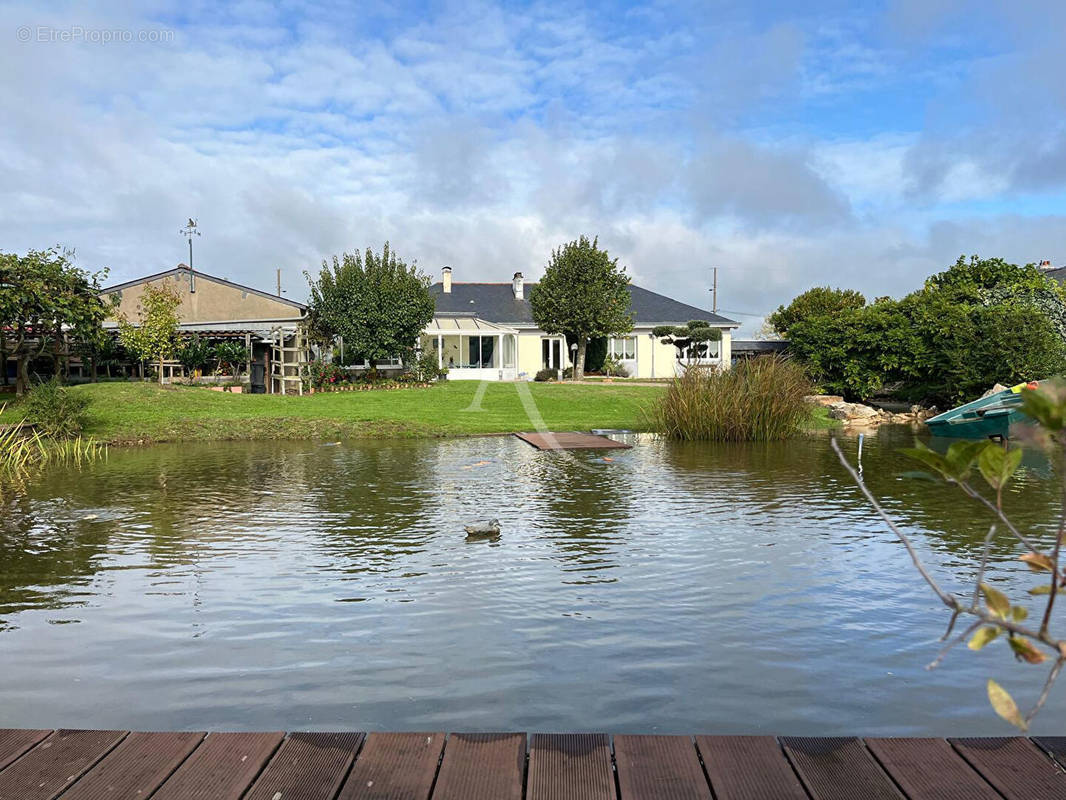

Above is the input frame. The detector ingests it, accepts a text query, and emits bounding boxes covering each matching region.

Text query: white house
[419,267,739,380]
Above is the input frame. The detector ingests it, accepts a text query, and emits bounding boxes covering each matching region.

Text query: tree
[529,236,633,380]
[785,258,1066,404]
[652,320,723,368]
[768,286,866,337]
[0,247,110,396]
[117,281,182,385]
[305,243,434,369]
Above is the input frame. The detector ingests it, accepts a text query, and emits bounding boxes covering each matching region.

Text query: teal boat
[925,382,1037,440]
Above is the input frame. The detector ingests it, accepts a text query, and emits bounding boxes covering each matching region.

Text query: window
[681,340,720,361]
[610,336,637,360]
[502,335,516,368]
[465,336,497,368]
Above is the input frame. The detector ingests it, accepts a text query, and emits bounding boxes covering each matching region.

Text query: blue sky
[2,0,1065,332]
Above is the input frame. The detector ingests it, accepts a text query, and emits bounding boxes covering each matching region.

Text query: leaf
[900,444,949,477]
[987,679,1027,730]
[968,626,1000,650]
[978,445,1022,490]
[1009,636,1048,664]
[980,582,1011,618]
[1029,584,1053,595]
[946,441,984,480]
[1020,552,1056,572]
[1011,606,1029,622]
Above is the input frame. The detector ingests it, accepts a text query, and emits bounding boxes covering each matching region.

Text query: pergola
[421,316,518,380]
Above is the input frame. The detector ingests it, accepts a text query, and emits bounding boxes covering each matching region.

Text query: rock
[805,394,845,406]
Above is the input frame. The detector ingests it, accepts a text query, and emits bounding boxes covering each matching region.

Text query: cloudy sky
[2,0,1064,333]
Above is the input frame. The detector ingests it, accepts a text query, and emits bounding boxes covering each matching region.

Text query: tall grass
[652,356,814,441]
[0,406,107,486]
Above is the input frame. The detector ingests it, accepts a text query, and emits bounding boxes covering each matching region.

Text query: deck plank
[528,733,615,800]
[430,732,525,800]
[781,737,904,800]
[514,432,631,451]
[0,730,51,772]
[0,729,126,800]
[150,731,283,800]
[695,735,807,800]
[614,735,711,800]
[865,737,1002,800]
[337,732,445,800]
[58,731,205,800]
[951,737,1066,800]
[244,732,365,800]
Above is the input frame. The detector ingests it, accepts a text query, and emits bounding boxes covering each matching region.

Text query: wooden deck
[514,431,632,450]
[2,730,1066,799]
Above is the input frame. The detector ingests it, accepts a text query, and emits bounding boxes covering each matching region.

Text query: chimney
[442,266,452,293]
[512,271,524,299]
[1040,260,1053,270]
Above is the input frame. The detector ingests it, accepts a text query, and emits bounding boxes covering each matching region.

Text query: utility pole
[179,218,200,269]
[277,268,282,297]
[711,267,718,313]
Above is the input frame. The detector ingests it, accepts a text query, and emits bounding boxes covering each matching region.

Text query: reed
[652,355,814,441]
[0,407,107,479]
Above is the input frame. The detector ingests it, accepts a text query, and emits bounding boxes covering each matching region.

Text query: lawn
[1,381,666,443]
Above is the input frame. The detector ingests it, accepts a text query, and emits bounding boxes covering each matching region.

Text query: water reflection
[1,430,1065,734]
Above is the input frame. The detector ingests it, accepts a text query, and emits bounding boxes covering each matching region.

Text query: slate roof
[1043,266,1066,284]
[430,282,737,327]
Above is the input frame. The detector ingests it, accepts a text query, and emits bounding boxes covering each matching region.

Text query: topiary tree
[530,236,633,380]
[652,320,723,367]
[305,243,434,368]
[117,281,182,385]
[768,286,866,337]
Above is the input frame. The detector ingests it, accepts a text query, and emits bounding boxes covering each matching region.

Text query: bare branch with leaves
[831,383,1066,730]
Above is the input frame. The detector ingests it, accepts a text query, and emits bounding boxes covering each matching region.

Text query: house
[101,265,310,392]
[419,267,738,380]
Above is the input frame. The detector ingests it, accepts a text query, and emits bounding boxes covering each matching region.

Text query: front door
[541,338,561,369]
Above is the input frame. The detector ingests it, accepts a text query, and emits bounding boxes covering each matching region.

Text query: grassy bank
[1,381,666,444]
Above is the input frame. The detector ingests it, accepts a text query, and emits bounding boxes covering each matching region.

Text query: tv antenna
[179,218,201,270]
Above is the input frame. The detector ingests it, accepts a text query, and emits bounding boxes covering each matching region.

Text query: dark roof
[1043,267,1066,283]
[732,339,789,354]
[429,282,737,327]
[101,265,307,310]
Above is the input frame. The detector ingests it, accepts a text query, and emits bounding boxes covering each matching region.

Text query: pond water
[2,429,1064,735]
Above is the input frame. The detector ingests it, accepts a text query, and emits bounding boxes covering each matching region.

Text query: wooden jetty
[515,431,631,450]
[2,729,1066,799]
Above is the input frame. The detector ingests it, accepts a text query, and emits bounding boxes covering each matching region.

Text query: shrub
[308,360,347,389]
[653,356,814,441]
[602,354,629,378]
[212,341,248,377]
[22,378,91,439]
[176,335,213,374]
[534,368,556,382]
[412,350,447,382]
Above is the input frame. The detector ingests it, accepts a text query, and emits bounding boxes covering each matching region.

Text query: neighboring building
[101,265,309,392]
[103,264,306,331]
[420,267,738,380]
[731,339,789,364]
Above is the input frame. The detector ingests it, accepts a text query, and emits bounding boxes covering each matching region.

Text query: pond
[1,429,1064,734]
